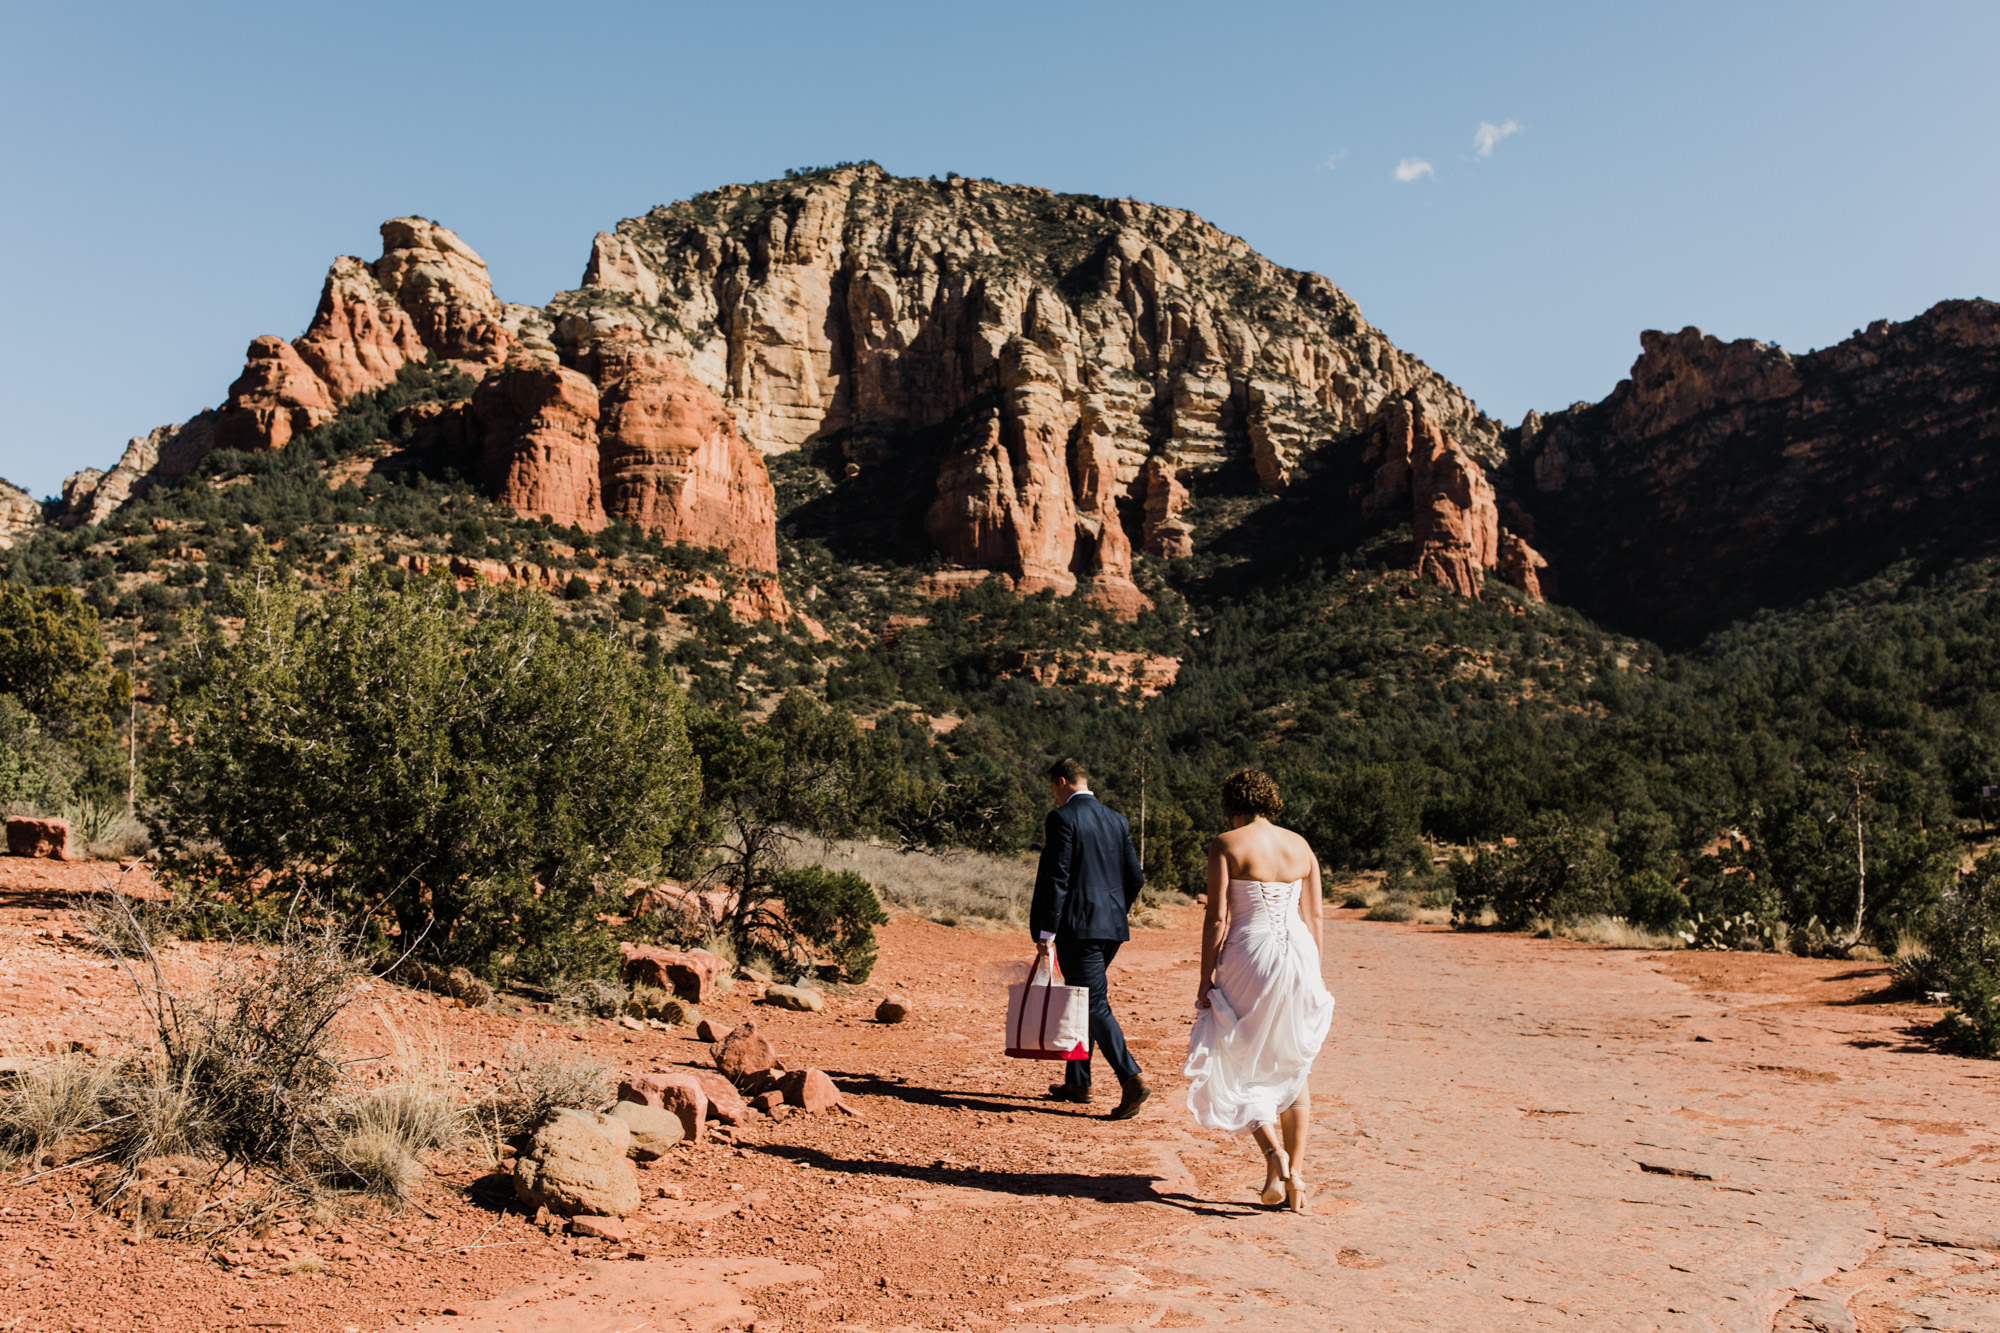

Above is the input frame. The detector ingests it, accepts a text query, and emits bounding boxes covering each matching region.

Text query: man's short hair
[1046,757,1089,785]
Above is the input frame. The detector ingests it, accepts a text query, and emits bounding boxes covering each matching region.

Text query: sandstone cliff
[1359,395,1541,599]
[0,477,40,549]
[549,163,1497,614]
[1503,301,2000,643]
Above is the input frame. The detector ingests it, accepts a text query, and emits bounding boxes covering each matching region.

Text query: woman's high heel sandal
[1284,1168,1311,1214]
[1258,1145,1290,1206]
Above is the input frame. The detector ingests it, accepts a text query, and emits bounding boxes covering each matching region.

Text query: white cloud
[1473,118,1522,157]
[1392,157,1434,183]
[1320,147,1349,172]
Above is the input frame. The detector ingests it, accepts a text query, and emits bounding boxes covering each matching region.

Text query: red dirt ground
[4,857,1996,1332]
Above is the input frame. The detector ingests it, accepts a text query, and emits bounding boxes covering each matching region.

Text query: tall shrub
[149,564,699,978]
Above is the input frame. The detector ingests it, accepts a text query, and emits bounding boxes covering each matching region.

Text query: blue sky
[3,1,1996,497]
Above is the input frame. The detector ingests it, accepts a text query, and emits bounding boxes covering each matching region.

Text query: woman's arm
[1197,838,1228,1008]
[1301,848,1324,958]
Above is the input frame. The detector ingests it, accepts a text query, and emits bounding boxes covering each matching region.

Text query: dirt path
[1062,920,2000,1333]
[5,866,1999,1332]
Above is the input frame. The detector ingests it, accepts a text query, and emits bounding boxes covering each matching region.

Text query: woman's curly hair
[1220,769,1284,820]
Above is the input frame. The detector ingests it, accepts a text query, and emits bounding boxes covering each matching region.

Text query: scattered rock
[695,1019,733,1044]
[739,966,774,986]
[5,817,73,861]
[513,1109,640,1218]
[683,1069,752,1125]
[568,1215,631,1242]
[874,994,910,1023]
[778,1068,843,1115]
[750,1090,785,1114]
[619,1015,646,1032]
[618,945,727,1004]
[607,1101,683,1160]
[762,984,825,1013]
[715,1020,783,1086]
[617,1073,708,1144]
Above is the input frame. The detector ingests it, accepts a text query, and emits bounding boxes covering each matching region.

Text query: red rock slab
[682,1067,752,1125]
[617,1071,707,1144]
[400,1256,819,1333]
[619,943,725,1003]
[5,817,73,860]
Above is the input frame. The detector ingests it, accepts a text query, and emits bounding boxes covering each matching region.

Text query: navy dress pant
[1055,938,1140,1092]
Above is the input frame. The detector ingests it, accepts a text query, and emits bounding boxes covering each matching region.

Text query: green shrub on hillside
[771,865,888,982]
[148,562,699,980]
[1927,852,2000,1057]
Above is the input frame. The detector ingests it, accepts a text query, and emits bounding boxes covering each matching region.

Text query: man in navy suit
[1030,757,1151,1120]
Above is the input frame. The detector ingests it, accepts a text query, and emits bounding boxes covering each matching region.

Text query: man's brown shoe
[1046,1083,1093,1104]
[1107,1076,1151,1120]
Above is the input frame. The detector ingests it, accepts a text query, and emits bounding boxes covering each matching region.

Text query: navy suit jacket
[1030,792,1145,943]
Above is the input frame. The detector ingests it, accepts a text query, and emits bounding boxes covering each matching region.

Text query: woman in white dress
[1183,770,1335,1212]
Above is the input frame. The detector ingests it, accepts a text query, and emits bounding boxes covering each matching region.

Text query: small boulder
[750,1090,785,1114]
[618,944,726,1003]
[617,1072,707,1144]
[739,965,774,985]
[5,817,73,861]
[715,1020,782,1087]
[607,1100,684,1160]
[569,1215,631,1242]
[684,1069,752,1125]
[875,994,910,1023]
[513,1109,639,1218]
[762,984,824,1013]
[778,1067,843,1114]
[695,1019,733,1044]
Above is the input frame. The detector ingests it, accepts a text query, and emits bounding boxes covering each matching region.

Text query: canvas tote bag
[1005,955,1090,1060]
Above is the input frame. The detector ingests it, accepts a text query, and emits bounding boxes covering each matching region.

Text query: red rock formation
[589,333,780,572]
[0,477,39,549]
[1507,301,2000,641]
[1071,413,1150,616]
[212,336,338,452]
[372,217,513,370]
[472,363,606,532]
[1140,456,1193,560]
[926,411,1079,598]
[1366,396,1544,601]
[1499,532,1549,601]
[295,256,430,399]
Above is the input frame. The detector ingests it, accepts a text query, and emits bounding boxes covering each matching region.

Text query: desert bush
[490,1040,611,1133]
[784,838,1032,928]
[1556,915,1681,949]
[0,1049,118,1167]
[71,883,180,956]
[771,865,889,982]
[1923,852,2000,1057]
[92,890,364,1169]
[1363,900,1417,923]
[1450,815,1621,930]
[551,976,629,1022]
[148,565,699,981]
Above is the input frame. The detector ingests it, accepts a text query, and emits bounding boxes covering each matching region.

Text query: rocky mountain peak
[542,164,1503,614]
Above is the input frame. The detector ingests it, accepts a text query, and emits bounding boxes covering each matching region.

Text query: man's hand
[1035,940,1053,963]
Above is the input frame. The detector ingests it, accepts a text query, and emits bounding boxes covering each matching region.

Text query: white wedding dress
[1183,877,1335,1134]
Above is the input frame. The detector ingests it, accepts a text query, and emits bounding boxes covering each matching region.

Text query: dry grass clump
[1363,900,1418,923]
[787,838,1033,928]
[1553,915,1683,950]
[0,1048,119,1168]
[489,1039,611,1134]
[552,976,629,1022]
